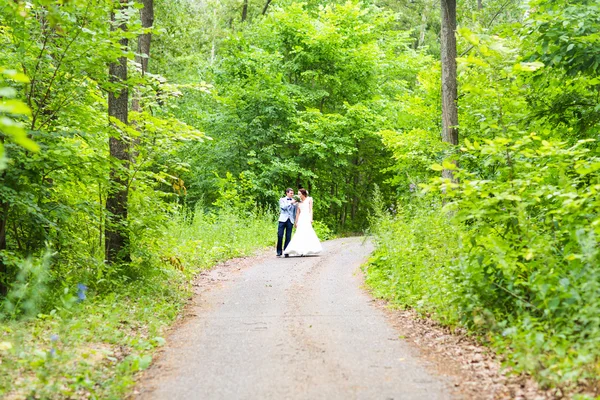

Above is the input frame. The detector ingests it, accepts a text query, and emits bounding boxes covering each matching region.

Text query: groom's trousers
[276,219,294,255]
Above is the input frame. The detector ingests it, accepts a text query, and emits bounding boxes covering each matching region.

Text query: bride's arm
[309,198,313,223]
[294,207,300,228]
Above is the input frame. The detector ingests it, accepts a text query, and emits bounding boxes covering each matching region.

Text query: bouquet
[293,195,301,202]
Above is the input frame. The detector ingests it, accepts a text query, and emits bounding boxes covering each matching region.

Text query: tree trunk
[132,0,154,156]
[477,0,483,11]
[0,199,9,295]
[351,157,359,221]
[440,0,459,180]
[262,0,273,15]
[137,0,153,77]
[132,0,154,110]
[241,0,248,22]
[106,2,131,264]
[210,7,217,65]
[417,1,430,48]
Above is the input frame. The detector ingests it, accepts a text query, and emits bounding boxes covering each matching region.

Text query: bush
[1,250,53,320]
[444,135,600,388]
[367,134,600,390]
[365,199,462,326]
[313,220,334,241]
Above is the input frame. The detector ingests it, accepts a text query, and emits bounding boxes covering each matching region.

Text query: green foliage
[370,134,600,390]
[0,4,276,397]
[0,68,39,160]
[156,1,430,232]
[368,0,600,393]
[435,135,600,388]
[0,207,274,398]
[312,220,333,241]
[365,199,462,325]
[2,249,53,319]
[0,282,184,399]
[3,0,598,395]
[526,0,600,77]
[0,0,209,290]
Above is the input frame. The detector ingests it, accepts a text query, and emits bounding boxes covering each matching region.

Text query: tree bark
[241,0,248,22]
[417,1,430,48]
[351,157,360,221]
[105,2,131,264]
[477,0,483,11]
[131,0,154,156]
[132,0,153,112]
[137,0,153,77]
[0,199,9,295]
[440,0,459,181]
[262,0,273,15]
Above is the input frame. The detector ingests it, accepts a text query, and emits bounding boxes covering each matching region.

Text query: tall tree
[137,0,154,77]
[106,1,131,263]
[132,0,154,114]
[440,0,458,180]
[131,0,154,161]
[416,0,432,48]
[241,0,249,22]
[0,199,8,295]
[262,0,273,15]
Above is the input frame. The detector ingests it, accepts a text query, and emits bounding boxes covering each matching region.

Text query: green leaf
[13,134,40,152]
[457,27,479,46]
[575,162,600,176]
[0,117,39,152]
[0,99,32,116]
[0,69,30,83]
[442,160,458,170]
[514,62,545,72]
[139,354,152,370]
[0,87,17,97]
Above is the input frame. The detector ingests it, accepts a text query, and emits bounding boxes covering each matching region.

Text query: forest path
[134,237,453,400]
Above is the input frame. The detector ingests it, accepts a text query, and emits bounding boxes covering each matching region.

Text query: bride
[284,189,323,256]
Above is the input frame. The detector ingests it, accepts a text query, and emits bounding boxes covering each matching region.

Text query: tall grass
[0,207,275,399]
[365,200,462,326]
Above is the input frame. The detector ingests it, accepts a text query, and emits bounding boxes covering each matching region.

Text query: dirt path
[134,237,454,399]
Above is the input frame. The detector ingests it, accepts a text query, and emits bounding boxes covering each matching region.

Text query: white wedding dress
[284,200,323,256]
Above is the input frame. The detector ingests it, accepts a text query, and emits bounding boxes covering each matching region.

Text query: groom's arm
[279,198,295,213]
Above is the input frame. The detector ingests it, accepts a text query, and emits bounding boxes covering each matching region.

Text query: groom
[276,188,297,257]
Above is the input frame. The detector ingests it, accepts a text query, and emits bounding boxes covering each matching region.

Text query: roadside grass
[0,209,275,399]
[365,201,600,398]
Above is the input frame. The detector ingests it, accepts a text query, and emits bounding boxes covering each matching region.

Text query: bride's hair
[299,189,308,197]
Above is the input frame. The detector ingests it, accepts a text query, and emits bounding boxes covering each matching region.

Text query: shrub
[368,134,600,390]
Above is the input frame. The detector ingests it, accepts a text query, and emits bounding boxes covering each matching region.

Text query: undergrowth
[0,208,274,399]
[366,193,600,398]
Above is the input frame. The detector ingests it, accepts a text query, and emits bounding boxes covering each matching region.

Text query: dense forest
[1,0,599,397]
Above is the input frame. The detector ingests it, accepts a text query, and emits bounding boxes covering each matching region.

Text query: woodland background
[0,0,599,397]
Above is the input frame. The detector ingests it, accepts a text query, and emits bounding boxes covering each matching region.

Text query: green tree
[106,0,132,263]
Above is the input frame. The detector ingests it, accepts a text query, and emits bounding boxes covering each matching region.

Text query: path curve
[135,237,453,400]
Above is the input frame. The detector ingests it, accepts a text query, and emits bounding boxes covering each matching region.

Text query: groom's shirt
[278,197,296,222]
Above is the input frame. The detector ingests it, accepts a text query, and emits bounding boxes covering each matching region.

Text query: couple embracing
[276,188,323,257]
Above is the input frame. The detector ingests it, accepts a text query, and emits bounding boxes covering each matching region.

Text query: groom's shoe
[276,253,282,257]
[284,254,289,258]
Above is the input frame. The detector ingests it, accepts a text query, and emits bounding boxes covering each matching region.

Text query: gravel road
[135,237,453,400]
